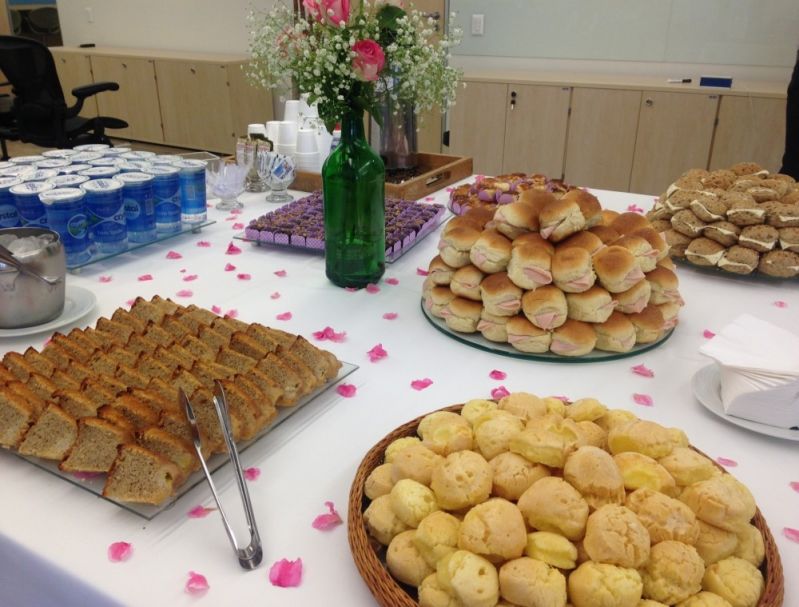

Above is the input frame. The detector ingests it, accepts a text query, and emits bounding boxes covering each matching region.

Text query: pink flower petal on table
[72,471,101,481]
[224,263,236,272]
[411,378,433,391]
[274,269,287,277]
[187,505,215,519]
[627,204,644,214]
[633,393,654,407]
[230,208,243,215]
[183,274,198,282]
[783,528,799,543]
[445,187,454,193]
[225,216,237,221]
[312,326,347,342]
[196,240,211,248]
[176,289,193,298]
[185,571,209,595]
[336,383,357,398]
[270,291,281,300]
[166,250,183,259]
[344,286,358,292]
[416,267,429,276]
[211,305,222,315]
[774,300,788,308]
[366,283,380,294]
[489,370,507,381]
[425,196,435,201]
[225,242,242,255]
[206,203,213,208]
[232,223,244,230]
[276,312,292,321]
[491,386,510,400]
[632,364,655,378]
[107,541,133,562]
[99,275,112,283]
[269,558,303,588]
[703,329,716,339]
[715,456,738,468]
[385,277,399,286]
[790,481,799,493]
[125,299,135,307]
[244,467,260,481]
[552,395,570,403]
[137,274,153,282]
[312,501,343,531]
[224,309,238,319]
[383,312,398,320]
[237,273,251,281]
[367,344,388,363]
[179,268,186,273]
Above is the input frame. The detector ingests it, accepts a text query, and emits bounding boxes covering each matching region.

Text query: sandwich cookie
[685,238,725,267]
[778,227,799,252]
[703,221,740,247]
[689,193,727,223]
[757,249,799,278]
[738,225,778,253]
[671,209,706,238]
[663,229,693,258]
[726,199,765,227]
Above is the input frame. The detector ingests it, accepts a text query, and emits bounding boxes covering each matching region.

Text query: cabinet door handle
[510,90,517,110]
[190,67,196,75]
[645,98,654,107]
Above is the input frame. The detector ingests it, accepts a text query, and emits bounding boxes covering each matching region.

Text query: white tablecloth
[1,182,797,607]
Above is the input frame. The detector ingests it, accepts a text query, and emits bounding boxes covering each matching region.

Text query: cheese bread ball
[564,446,625,509]
[390,478,440,528]
[576,420,608,449]
[526,531,578,569]
[461,399,498,426]
[509,419,581,468]
[658,448,719,486]
[518,477,589,541]
[437,550,500,607]
[414,510,462,568]
[543,396,568,417]
[431,450,493,511]
[364,494,410,545]
[365,462,395,499]
[679,475,756,533]
[498,392,548,422]
[387,530,435,586]
[613,452,678,496]
[418,573,461,607]
[568,562,643,607]
[583,505,650,568]
[702,557,764,607]
[419,411,474,456]
[694,521,738,566]
[391,444,445,486]
[458,498,527,563]
[733,524,765,567]
[386,436,422,462]
[595,409,637,432]
[641,540,705,604]
[667,427,690,449]
[489,452,550,501]
[499,557,568,607]
[566,398,608,422]
[676,591,734,606]
[608,420,674,459]
[473,410,525,460]
[626,488,700,545]
[639,600,669,607]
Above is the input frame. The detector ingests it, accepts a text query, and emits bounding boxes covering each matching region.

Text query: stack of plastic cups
[45,174,89,189]
[21,169,59,182]
[58,164,91,175]
[80,178,128,254]
[0,177,22,228]
[79,166,121,180]
[40,187,92,266]
[266,121,280,147]
[41,149,78,160]
[144,166,181,234]
[116,172,156,244]
[73,143,109,153]
[172,159,207,224]
[277,120,298,156]
[10,181,53,227]
[34,158,72,171]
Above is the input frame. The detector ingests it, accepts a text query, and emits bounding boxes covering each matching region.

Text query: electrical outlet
[85,6,94,23]
[471,14,484,36]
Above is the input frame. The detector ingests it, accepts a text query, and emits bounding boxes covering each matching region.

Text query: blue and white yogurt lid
[0,177,22,191]
[34,158,72,169]
[172,159,207,171]
[0,165,36,177]
[9,155,45,164]
[22,169,59,182]
[58,163,92,174]
[70,152,104,163]
[115,172,154,184]
[121,151,156,160]
[0,161,15,169]
[152,154,182,164]
[39,187,85,204]
[79,166,121,178]
[73,143,110,152]
[81,178,123,193]
[41,149,79,159]
[46,174,90,188]
[100,147,131,156]
[143,166,180,176]
[87,157,120,167]
[10,181,54,195]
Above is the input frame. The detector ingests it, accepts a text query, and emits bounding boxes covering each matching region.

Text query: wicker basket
[348,404,785,607]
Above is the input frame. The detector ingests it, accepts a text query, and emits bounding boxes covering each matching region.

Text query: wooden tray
[291,153,473,200]
[348,404,785,607]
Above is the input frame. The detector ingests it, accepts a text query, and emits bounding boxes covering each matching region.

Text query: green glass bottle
[322,107,386,288]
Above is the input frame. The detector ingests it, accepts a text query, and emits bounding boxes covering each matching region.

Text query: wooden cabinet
[448,81,508,176]
[50,50,97,117]
[630,92,719,195]
[709,96,786,172]
[90,56,163,143]
[564,87,641,191]
[226,63,273,142]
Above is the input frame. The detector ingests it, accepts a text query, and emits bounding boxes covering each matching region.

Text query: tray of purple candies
[239,191,447,263]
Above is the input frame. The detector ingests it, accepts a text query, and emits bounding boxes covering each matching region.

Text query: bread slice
[0,364,18,384]
[213,381,259,441]
[106,345,140,368]
[39,341,74,370]
[197,325,230,351]
[138,427,198,485]
[50,368,82,390]
[95,317,135,344]
[161,314,195,340]
[184,388,225,454]
[159,410,199,455]
[2,352,36,382]
[5,381,47,417]
[216,347,257,374]
[0,391,35,448]
[55,389,100,418]
[143,321,175,348]
[125,332,159,356]
[150,295,180,316]
[179,334,218,362]
[102,443,181,505]
[22,347,56,377]
[128,298,168,325]
[182,305,218,328]
[115,364,150,389]
[49,333,93,363]
[111,308,148,333]
[17,404,77,460]
[87,350,119,376]
[229,332,270,361]
[72,327,105,350]
[241,368,283,412]
[25,373,60,401]
[172,368,205,398]
[244,324,281,353]
[97,405,137,433]
[277,351,321,394]
[233,375,277,431]
[65,359,92,384]
[288,337,342,382]
[129,387,179,415]
[106,394,160,430]
[146,377,176,401]
[81,375,126,404]
[255,354,303,406]
[60,418,133,473]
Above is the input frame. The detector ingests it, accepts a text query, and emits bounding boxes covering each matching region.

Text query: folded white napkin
[699,314,799,429]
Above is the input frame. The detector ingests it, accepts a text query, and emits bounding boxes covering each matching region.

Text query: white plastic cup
[299,94,319,119]
[276,143,296,157]
[247,123,267,138]
[278,120,298,147]
[266,121,280,145]
[283,100,300,124]
[295,129,318,154]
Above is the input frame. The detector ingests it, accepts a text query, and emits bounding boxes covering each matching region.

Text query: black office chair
[0,35,128,158]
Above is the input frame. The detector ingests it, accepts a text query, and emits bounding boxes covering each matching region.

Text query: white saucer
[692,364,799,442]
[0,286,96,338]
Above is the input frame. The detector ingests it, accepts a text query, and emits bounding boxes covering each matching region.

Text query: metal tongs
[180,381,263,570]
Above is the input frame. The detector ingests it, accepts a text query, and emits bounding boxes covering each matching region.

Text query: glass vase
[322,107,385,288]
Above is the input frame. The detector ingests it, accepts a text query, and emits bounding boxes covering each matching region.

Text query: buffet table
[1,181,797,607]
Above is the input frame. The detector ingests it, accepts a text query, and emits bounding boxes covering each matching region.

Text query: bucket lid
[0,165,36,177]
[121,151,157,160]
[143,166,180,176]
[0,177,23,191]
[100,147,131,156]
[34,159,72,169]
[21,169,59,182]
[81,178,124,193]
[58,164,92,174]
[39,187,85,204]
[70,152,104,163]
[10,181,54,195]
[87,157,120,167]
[41,149,79,159]
[116,172,154,184]
[9,155,45,164]
[46,174,90,188]
[79,167,121,178]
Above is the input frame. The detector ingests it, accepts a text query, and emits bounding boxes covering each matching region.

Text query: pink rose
[352,40,385,82]
[303,0,324,22]
[322,0,350,26]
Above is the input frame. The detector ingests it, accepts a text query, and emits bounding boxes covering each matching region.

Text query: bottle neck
[340,108,365,144]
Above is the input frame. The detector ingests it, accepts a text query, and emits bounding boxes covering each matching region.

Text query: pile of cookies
[423,189,684,356]
[362,394,767,607]
[0,296,341,505]
[648,162,799,278]
[449,173,576,216]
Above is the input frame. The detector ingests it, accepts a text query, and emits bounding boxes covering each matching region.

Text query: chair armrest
[71,81,120,99]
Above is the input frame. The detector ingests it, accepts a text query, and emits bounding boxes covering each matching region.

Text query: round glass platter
[420,299,675,363]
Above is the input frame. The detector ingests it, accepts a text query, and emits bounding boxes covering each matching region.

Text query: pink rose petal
[137,274,153,282]
[366,283,380,294]
[274,269,287,277]
[425,196,435,201]
[383,312,398,320]
[185,571,209,595]
[411,378,433,391]
[790,481,799,493]
[125,299,135,307]
[187,505,215,519]
[385,277,399,286]
[107,541,132,562]
[489,370,507,381]
[224,309,238,319]
[783,527,799,543]
[99,275,112,283]
[633,393,654,407]
[232,223,244,230]
[244,467,260,481]
[311,501,343,531]
[166,250,182,259]
[445,187,454,193]
[224,263,236,272]
[491,386,510,400]
[416,267,429,276]
[336,383,357,398]
[237,273,251,281]
[367,344,388,363]
[180,268,186,273]
[269,558,303,588]
[230,208,243,215]
[627,204,644,214]
[715,456,738,468]
[312,326,347,342]
[211,305,222,314]
[344,286,358,292]
[703,329,716,339]
[183,274,198,282]
[72,471,101,481]
[270,291,281,299]
[196,240,211,248]
[176,289,193,298]
[774,300,788,308]
[225,242,242,255]
[276,312,292,321]
[552,395,570,403]
[631,364,655,378]
[225,216,237,221]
